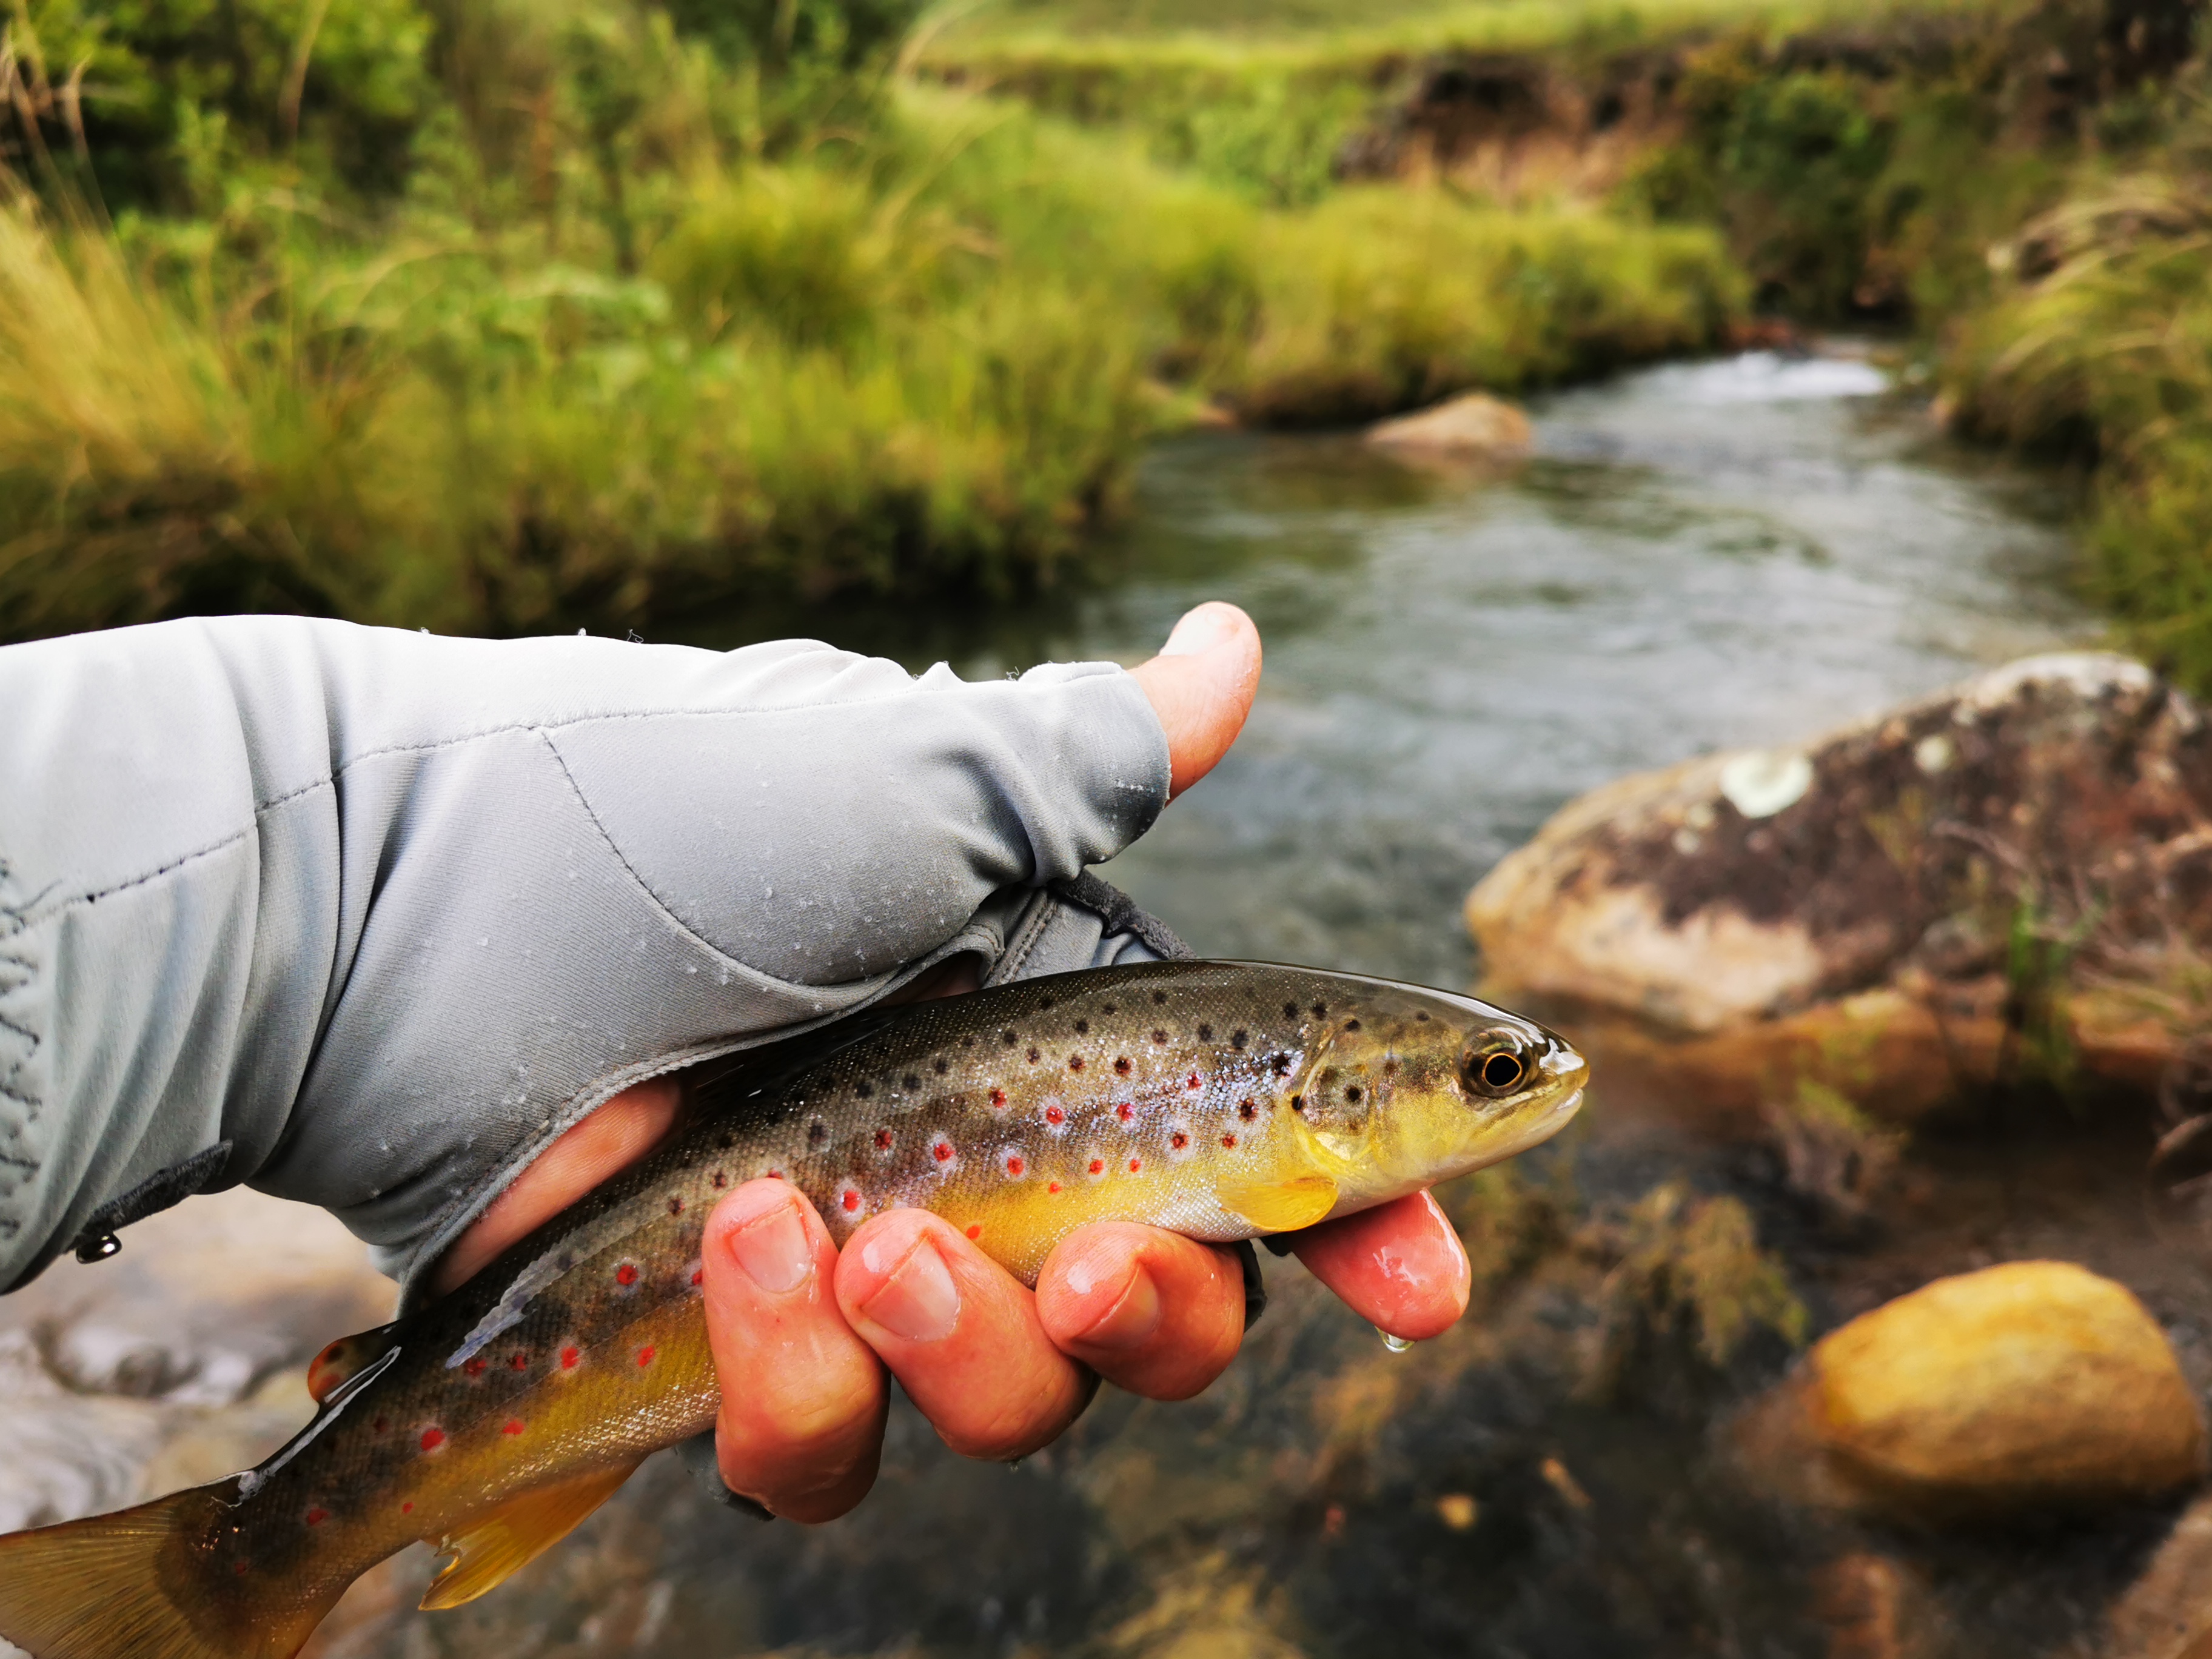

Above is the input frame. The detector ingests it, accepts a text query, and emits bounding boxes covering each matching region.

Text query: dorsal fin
[420,1461,643,1611]
[304,1324,399,1405]
[1218,1173,1340,1234]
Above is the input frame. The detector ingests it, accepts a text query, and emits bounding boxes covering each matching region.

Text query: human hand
[439,602,1476,1521]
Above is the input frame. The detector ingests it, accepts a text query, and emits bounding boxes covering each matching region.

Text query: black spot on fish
[1074,1019,1089,1035]
[1002,1031,1018,1047]
[1291,1096,1305,1111]
[934,1058,950,1075]
[1232,1030,1248,1049]
[1272,1054,1293,1075]
[1197,1023,1213,1041]
[1239,1100,1258,1121]
[1152,1029,1168,1044]
[1040,997,1057,1011]
[1312,1003,1328,1018]
[1027,1047,1041,1063]
[903,1074,921,1091]
[717,1135,734,1151]
[1344,1086,1362,1104]
[1415,1011,1430,1022]
[855,1082,873,1099]
[1346,1018,1362,1031]
[808,1121,828,1145]
[1102,1002,1117,1015]
[1284,1003,1299,1020]
[1153,991,1168,1005]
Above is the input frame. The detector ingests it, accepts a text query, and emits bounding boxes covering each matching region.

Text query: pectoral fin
[1218,1173,1339,1234]
[420,1460,643,1611]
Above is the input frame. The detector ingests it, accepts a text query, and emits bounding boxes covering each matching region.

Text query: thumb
[1130,602,1262,799]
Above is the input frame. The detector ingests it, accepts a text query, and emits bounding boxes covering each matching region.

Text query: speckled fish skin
[0,960,1585,1659]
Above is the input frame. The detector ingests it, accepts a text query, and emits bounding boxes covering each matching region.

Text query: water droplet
[1378,1329,1413,1353]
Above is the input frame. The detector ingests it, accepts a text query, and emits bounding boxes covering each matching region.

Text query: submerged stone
[1796,1262,2205,1523]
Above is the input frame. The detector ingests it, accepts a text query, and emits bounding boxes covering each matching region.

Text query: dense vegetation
[0,0,1740,641]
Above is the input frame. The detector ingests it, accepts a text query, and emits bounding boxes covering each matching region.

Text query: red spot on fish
[691,1267,705,1286]
[235,1561,249,1575]
[421,1428,446,1452]
[463,1357,488,1378]
[1222,1133,1237,1147]
[989,1088,1007,1108]
[304,1507,329,1527]
[967,1224,982,1239]
[767,1169,785,1180]
[1187,1073,1201,1090]
[402,1502,414,1515]
[1005,1155,1025,1176]
[509,1352,528,1372]
[1128,1158,1142,1173]
[561,1347,581,1370]
[1171,1131,1188,1150]
[1114,1056,1131,1075]
[503,1420,525,1436]
[1044,1104,1065,1125]
[637,1346,657,1369]
[842,1188,861,1212]
[933,1139,955,1162]
[1089,1158,1105,1175]
[1068,1055,1085,1071]
[1116,1102,1134,1122]
[876,1128,894,1150]
[1049,1181,1062,1193]
[372,1416,389,1435]
[615,1263,639,1286]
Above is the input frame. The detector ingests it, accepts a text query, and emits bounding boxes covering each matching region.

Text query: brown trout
[0,960,1584,1659]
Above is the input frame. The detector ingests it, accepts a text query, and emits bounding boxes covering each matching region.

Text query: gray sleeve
[0,617,1170,1293]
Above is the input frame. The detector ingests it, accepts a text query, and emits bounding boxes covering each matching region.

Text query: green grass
[0,7,1743,643]
[1945,145,2212,692]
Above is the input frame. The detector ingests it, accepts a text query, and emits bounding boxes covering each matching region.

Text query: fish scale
[0,959,1586,1659]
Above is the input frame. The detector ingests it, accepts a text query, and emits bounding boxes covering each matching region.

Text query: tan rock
[1465,653,2212,1125]
[1805,1262,2207,1521]
[1365,391,1532,457]
[2105,1491,2212,1659]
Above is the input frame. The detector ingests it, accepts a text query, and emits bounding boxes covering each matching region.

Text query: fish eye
[1463,1039,1531,1100]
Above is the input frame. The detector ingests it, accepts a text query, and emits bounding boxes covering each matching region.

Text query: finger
[703,1179,888,1522]
[1034,1222,1245,1401]
[1289,1191,1472,1342]
[434,1076,685,1295]
[835,1209,1095,1461]
[1130,601,1262,798]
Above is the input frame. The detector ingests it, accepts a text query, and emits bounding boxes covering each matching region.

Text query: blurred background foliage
[7,0,2212,688]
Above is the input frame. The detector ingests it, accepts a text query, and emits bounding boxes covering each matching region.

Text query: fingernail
[859,1238,961,1343]
[725,1195,814,1295]
[1077,1265,1161,1350]
[1160,604,1234,659]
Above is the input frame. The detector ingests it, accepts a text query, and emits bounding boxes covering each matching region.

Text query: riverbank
[0,0,1739,644]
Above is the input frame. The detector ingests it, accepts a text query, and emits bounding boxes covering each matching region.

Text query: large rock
[1465,654,2212,1123]
[1799,1262,2207,1522]
[1365,391,1532,458]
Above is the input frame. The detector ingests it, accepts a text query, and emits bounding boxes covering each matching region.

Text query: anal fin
[421,1460,642,1611]
[1219,1173,1339,1233]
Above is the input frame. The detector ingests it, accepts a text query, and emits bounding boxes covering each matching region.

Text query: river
[15,350,2171,1659]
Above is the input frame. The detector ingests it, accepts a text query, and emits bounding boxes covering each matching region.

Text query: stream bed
[15,351,2207,1659]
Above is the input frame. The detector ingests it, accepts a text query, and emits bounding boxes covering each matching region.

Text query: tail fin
[0,1487,338,1659]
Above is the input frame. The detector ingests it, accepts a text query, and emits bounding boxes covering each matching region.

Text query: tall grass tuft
[1946,166,2212,692]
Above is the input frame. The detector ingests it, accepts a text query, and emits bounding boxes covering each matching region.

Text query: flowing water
[25,352,2200,1659]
